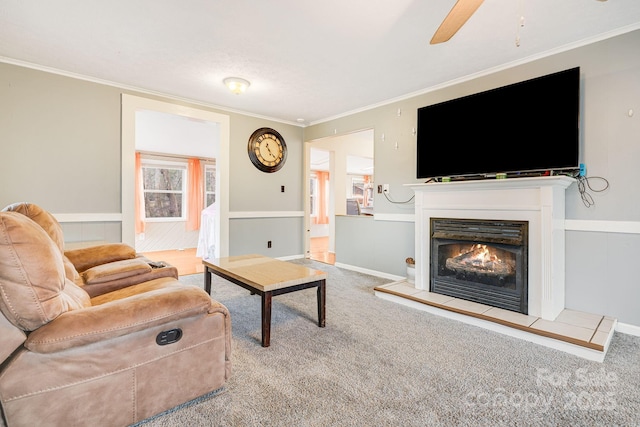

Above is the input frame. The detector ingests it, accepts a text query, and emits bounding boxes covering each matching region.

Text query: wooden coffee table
[203,254,327,347]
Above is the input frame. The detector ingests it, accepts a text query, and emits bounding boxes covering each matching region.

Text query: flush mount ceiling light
[223,77,250,94]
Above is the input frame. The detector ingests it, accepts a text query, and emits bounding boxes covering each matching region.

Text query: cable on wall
[575,175,610,208]
[381,190,414,205]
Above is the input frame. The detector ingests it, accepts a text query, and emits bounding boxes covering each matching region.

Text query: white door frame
[121,94,230,257]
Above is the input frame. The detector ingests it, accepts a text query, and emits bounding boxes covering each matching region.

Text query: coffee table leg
[261,292,272,347]
[204,267,212,295]
[317,279,326,327]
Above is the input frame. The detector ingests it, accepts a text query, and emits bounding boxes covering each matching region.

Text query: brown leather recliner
[2,202,179,297]
[0,211,232,426]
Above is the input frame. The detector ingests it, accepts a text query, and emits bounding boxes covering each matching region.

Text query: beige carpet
[134,260,640,427]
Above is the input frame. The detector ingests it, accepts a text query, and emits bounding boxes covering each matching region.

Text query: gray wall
[230,217,304,258]
[226,115,304,257]
[1,29,639,326]
[0,61,305,257]
[305,30,640,326]
[0,65,122,213]
[335,215,414,276]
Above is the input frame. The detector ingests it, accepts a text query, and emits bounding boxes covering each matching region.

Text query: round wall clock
[247,127,287,173]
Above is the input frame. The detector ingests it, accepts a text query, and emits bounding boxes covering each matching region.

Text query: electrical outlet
[267,241,272,248]
[383,184,389,193]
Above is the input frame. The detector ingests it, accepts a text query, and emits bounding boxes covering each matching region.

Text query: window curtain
[315,171,329,225]
[187,158,203,231]
[134,152,146,234]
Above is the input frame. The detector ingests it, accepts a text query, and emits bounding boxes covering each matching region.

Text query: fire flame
[459,244,503,271]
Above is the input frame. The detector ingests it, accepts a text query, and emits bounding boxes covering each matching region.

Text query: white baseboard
[334,262,404,281]
[616,322,640,336]
[278,254,306,261]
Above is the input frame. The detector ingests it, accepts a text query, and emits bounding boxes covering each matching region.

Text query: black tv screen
[416,67,580,179]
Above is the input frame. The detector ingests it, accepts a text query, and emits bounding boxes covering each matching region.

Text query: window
[205,164,216,206]
[348,175,365,204]
[142,161,186,220]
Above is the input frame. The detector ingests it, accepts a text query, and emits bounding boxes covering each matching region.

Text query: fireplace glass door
[430,218,528,314]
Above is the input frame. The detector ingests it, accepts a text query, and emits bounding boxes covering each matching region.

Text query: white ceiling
[2,1,640,125]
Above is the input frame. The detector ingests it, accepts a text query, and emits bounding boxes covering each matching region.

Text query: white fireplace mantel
[407,176,575,320]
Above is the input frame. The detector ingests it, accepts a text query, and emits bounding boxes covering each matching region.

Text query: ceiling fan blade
[430,0,484,45]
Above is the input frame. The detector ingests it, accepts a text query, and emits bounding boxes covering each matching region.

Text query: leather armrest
[24,286,212,353]
[82,258,152,285]
[64,243,137,272]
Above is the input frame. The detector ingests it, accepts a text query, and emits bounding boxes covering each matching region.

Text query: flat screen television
[416,67,580,180]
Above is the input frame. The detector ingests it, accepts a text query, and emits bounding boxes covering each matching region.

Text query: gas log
[445,244,515,277]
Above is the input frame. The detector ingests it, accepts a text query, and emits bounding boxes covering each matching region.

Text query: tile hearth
[375,281,616,362]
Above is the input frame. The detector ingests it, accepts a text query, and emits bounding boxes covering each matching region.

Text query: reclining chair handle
[156,328,183,345]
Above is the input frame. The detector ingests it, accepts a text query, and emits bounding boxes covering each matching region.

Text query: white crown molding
[0,57,303,128]
[309,23,640,126]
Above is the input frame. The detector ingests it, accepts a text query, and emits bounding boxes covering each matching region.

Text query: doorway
[134,110,217,254]
[121,94,230,258]
[309,148,333,264]
[305,129,374,265]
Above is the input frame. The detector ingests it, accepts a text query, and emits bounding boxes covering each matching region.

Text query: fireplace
[430,218,528,314]
[408,176,574,320]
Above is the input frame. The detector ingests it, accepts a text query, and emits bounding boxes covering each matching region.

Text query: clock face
[247,128,287,173]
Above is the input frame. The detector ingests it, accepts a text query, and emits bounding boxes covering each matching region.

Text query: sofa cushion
[82,258,153,285]
[0,212,89,331]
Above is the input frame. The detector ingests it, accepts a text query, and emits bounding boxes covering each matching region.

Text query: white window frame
[204,163,216,207]
[141,159,188,222]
